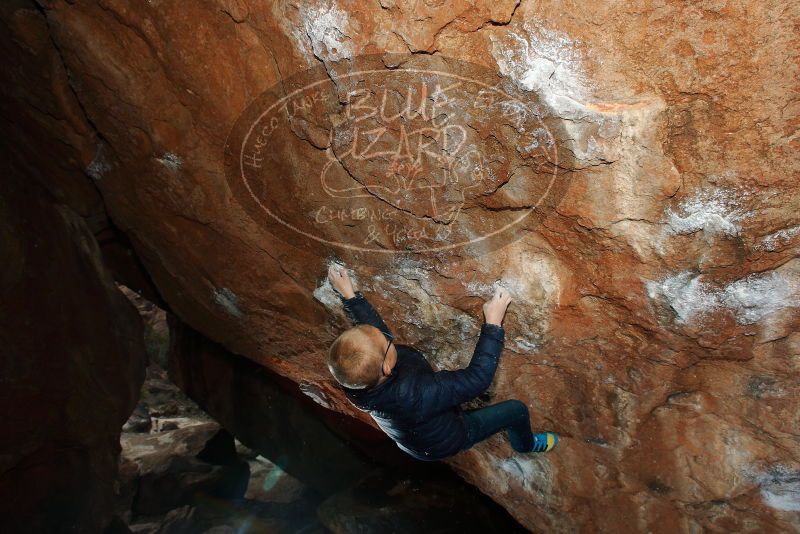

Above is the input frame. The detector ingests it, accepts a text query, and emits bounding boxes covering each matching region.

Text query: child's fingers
[329,266,344,285]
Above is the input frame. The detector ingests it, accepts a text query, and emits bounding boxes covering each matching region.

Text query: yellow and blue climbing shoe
[530,432,558,453]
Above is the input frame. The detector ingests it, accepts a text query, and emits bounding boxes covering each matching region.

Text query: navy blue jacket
[336,291,505,461]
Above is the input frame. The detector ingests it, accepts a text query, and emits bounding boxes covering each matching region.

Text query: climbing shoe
[530,432,558,453]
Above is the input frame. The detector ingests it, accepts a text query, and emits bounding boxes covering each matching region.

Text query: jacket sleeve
[338,290,394,339]
[409,322,504,423]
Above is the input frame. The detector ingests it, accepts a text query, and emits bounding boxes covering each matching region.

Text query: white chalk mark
[213,287,244,318]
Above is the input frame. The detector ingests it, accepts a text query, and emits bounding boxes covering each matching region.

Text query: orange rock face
[2,0,799,531]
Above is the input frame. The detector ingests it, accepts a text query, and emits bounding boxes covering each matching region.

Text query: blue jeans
[460,399,534,453]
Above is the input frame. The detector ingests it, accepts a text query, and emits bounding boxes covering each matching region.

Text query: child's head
[327,324,387,389]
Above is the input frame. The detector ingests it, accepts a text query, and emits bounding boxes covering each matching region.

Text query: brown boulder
[120,423,249,516]
[1,0,799,531]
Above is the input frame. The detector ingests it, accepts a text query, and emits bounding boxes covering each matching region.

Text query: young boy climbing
[325,263,558,462]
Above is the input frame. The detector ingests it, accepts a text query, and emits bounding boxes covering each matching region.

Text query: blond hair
[327,325,384,389]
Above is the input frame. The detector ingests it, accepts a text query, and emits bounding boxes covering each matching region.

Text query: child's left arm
[328,264,394,339]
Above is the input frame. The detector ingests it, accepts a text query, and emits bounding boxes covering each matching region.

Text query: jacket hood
[343,368,397,410]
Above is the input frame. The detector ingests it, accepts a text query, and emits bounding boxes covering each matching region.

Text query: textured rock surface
[2,0,799,531]
[115,361,332,533]
[120,422,249,516]
[0,175,146,532]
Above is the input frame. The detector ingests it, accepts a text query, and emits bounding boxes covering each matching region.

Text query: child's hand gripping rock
[328,263,356,299]
[482,286,512,326]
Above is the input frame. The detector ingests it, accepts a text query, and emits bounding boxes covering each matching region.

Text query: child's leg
[460,399,535,453]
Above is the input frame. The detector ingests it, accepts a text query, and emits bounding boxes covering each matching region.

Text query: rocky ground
[115,285,332,532]
[114,363,328,534]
